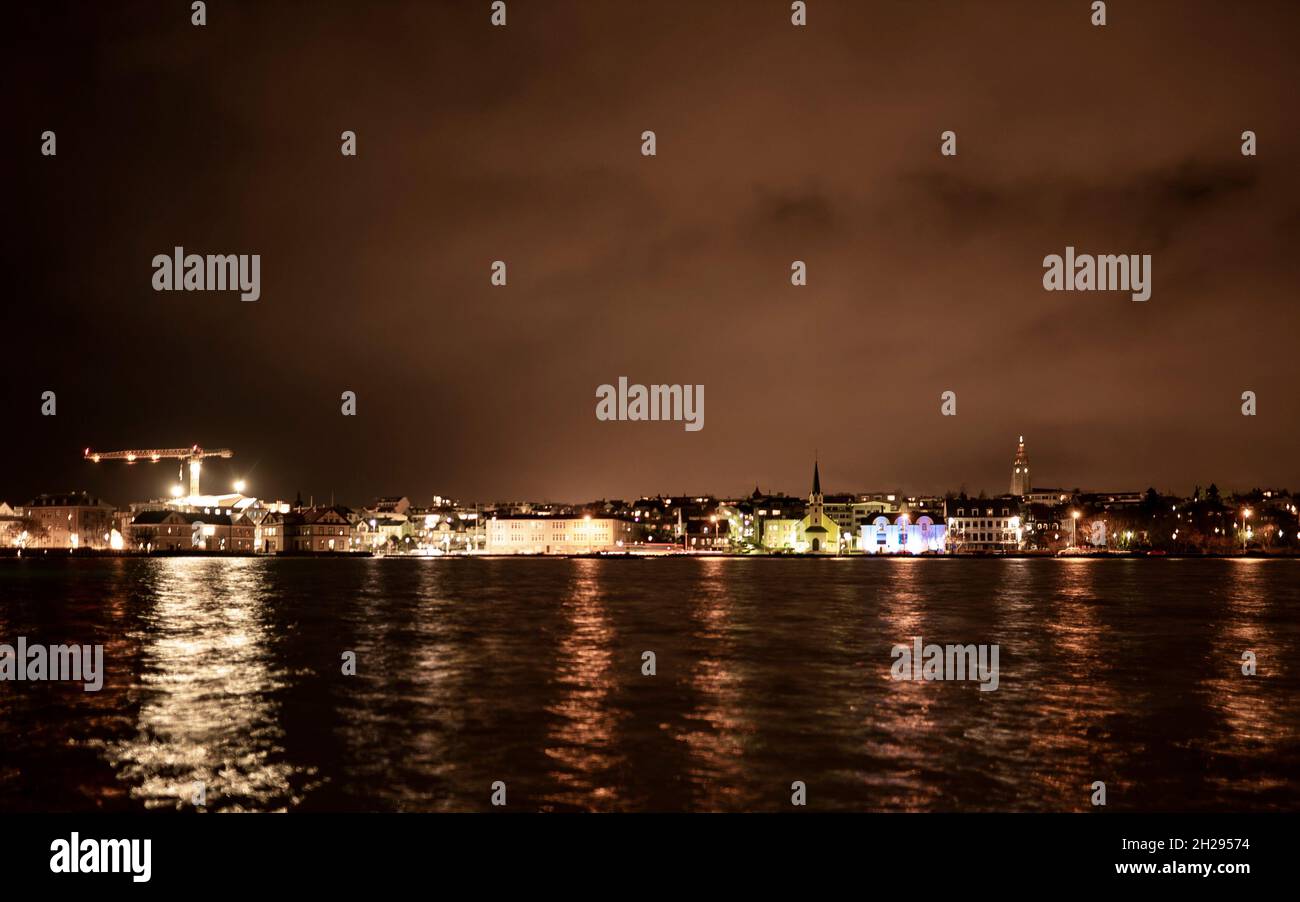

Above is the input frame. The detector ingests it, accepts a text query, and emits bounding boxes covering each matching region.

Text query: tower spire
[1011,435,1030,497]
[812,457,821,496]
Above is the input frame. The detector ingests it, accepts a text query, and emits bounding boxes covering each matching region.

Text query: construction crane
[84,445,234,498]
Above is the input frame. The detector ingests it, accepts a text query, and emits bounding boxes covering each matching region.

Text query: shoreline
[2,549,1294,561]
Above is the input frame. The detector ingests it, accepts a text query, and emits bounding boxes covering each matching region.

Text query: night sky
[4,1,1298,507]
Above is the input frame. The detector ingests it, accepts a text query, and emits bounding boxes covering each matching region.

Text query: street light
[1070,510,1080,549]
[234,479,246,494]
[1242,509,1252,552]
[170,484,184,498]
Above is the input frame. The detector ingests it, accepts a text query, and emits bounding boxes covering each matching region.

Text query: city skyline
[0,433,1290,511]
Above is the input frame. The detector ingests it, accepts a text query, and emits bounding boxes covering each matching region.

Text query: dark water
[1,556,1298,812]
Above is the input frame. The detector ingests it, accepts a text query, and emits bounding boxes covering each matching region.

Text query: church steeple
[1010,435,1030,497]
[802,455,831,552]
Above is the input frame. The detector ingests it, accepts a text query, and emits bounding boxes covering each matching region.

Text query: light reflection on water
[541,559,622,810]
[675,558,749,811]
[103,558,303,811]
[1,557,1298,812]
[1200,560,1297,800]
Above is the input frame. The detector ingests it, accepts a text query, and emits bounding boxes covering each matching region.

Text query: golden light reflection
[676,557,750,810]
[540,558,624,810]
[104,557,301,811]
[5,555,1297,813]
[1014,558,1120,809]
[316,557,471,811]
[872,557,946,810]
[1199,560,1295,804]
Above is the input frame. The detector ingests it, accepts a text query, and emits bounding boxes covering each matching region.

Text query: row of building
[0,493,483,555]
[4,439,1296,556]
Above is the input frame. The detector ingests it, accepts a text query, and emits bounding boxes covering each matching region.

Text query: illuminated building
[1,501,29,546]
[798,460,841,553]
[1027,488,1072,505]
[761,517,801,550]
[128,509,257,551]
[262,507,357,553]
[759,460,850,553]
[945,496,1024,553]
[22,492,116,549]
[859,513,948,554]
[486,515,635,554]
[127,509,193,550]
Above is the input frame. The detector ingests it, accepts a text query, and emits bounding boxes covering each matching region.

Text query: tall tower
[807,458,825,520]
[1010,435,1030,497]
[803,456,831,552]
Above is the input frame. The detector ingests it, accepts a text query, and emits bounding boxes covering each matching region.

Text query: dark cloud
[3,1,1298,507]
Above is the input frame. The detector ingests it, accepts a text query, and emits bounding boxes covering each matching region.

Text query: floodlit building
[356,514,411,551]
[486,515,635,554]
[262,507,356,553]
[23,492,117,549]
[798,460,843,553]
[195,512,256,551]
[1,502,28,547]
[762,460,852,552]
[127,510,192,550]
[683,513,729,550]
[128,509,257,551]
[761,517,801,550]
[945,496,1024,553]
[859,513,948,554]
[408,504,487,554]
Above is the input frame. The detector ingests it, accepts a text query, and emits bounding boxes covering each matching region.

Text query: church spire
[812,458,821,497]
[1011,435,1030,497]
